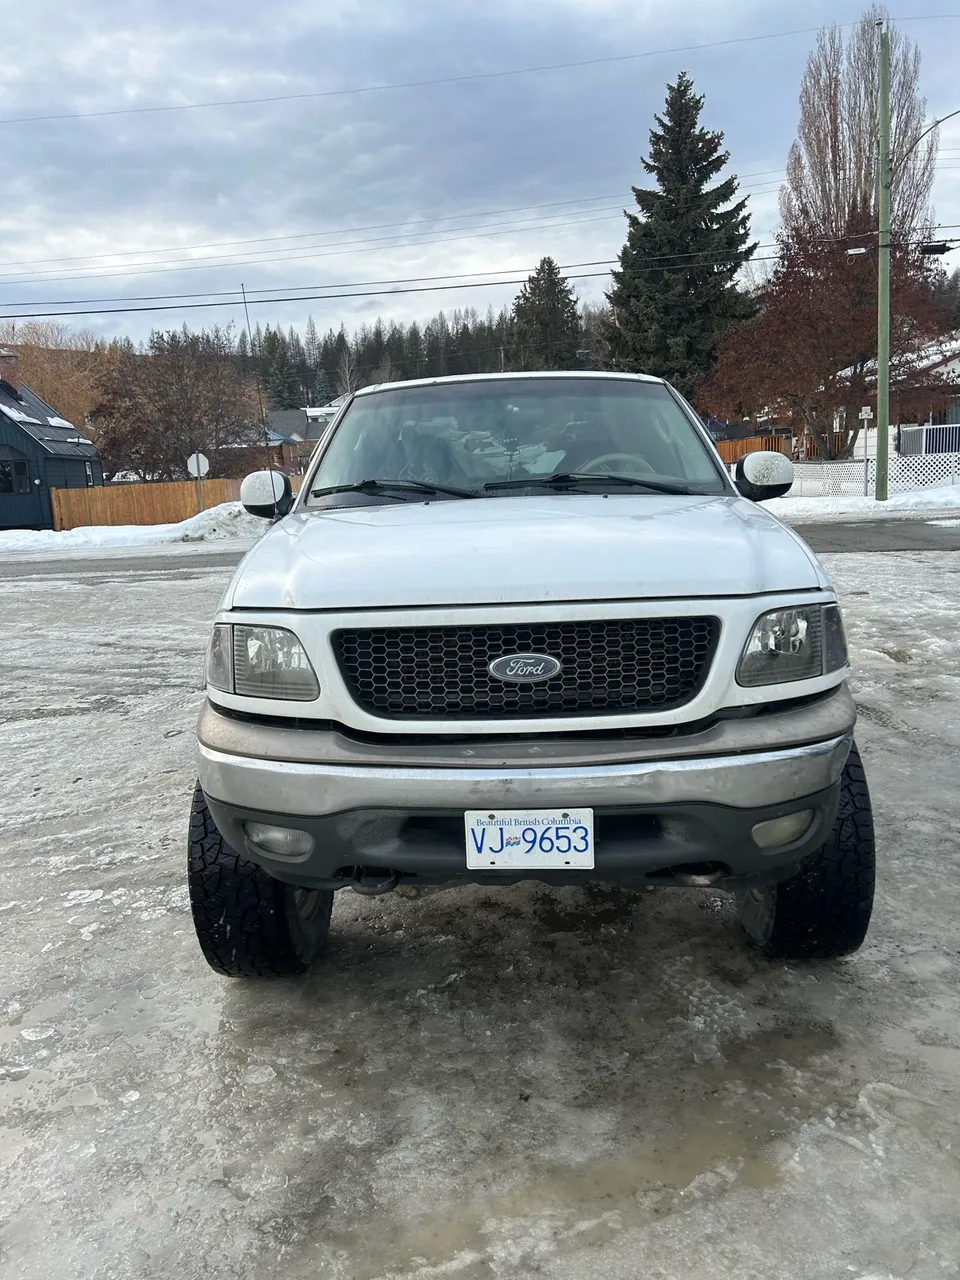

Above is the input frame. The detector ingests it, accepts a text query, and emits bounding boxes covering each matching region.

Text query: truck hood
[227,494,826,611]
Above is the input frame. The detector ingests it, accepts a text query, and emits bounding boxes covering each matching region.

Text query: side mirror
[240,470,293,520]
[735,452,794,502]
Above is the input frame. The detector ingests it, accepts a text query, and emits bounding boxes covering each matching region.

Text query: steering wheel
[577,452,655,475]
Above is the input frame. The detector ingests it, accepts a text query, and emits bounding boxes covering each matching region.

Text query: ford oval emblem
[488,653,562,683]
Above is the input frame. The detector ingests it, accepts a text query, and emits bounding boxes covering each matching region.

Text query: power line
[0,271,612,319]
[0,255,784,321]
[9,226,946,321]
[0,166,796,273]
[0,210,629,288]
[9,217,942,317]
[0,28,863,127]
[1,244,785,313]
[0,168,794,274]
[0,176,787,289]
[3,17,957,128]
[0,207,631,283]
[0,192,628,270]
[0,260,620,309]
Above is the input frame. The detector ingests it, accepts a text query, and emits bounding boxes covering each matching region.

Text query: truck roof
[353,371,666,397]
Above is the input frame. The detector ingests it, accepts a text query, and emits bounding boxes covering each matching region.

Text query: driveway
[1,550,959,1279]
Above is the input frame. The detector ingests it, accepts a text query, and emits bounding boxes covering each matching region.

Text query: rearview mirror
[240,470,293,520]
[735,452,794,502]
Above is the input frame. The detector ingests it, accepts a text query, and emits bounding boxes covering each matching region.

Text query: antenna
[241,282,273,481]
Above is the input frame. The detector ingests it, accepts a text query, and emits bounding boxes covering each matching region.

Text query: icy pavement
[1,554,959,1279]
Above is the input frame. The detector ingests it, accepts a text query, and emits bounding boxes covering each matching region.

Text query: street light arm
[902,107,960,160]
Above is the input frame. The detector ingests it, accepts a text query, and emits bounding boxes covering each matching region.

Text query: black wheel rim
[292,888,323,923]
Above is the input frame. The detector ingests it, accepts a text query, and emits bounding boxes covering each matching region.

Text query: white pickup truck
[189,372,874,977]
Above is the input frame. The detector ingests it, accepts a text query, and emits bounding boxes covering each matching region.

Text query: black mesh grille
[332,617,720,720]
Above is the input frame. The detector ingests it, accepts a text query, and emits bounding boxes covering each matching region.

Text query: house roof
[265,406,309,442]
[837,331,960,381]
[0,381,100,459]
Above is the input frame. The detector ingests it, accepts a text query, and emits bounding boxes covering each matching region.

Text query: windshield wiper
[483,472,698,496]
[312,478,478,500]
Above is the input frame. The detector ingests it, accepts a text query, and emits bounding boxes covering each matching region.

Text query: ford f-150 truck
[188,372,874,977]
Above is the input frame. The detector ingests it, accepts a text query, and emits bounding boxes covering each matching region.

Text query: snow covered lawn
[3,485,960,556]
[0,501,264,553]
[767,483,960,523]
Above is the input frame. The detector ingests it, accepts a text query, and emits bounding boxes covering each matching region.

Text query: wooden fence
[51,474,305,530]
[51,479,243,530]
[715,435,791,464]
[50,439,787,530]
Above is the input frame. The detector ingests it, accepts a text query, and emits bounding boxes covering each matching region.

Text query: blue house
[0,347,104,530]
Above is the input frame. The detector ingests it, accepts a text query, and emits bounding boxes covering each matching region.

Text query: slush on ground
[0,547,958,1278]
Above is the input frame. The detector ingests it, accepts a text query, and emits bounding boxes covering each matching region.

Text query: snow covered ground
[0,501,265,553]
[3,487,960,557]
[1,552,959,1279]
[769,484,960,524]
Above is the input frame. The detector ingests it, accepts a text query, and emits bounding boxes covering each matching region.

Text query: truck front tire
[187,783,333,977]
[735,741,875,960]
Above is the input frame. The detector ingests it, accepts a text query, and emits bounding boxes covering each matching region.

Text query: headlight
[737,604,848,687]
[206,623,233,692]
[205,624,320,700]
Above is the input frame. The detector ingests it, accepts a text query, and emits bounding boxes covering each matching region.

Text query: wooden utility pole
[875,21,891,501]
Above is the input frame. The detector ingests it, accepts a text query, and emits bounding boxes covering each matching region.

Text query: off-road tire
[187,783,333,977]
[735,741,875,960]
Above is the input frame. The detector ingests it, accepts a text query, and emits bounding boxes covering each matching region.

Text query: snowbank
[0,502,266,553]
[5,486,960,555]
[767,484,960,524]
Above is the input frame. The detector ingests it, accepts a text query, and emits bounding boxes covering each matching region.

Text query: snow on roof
[0,402,42,425]
[0,382,99,458]
[839,331,960,380]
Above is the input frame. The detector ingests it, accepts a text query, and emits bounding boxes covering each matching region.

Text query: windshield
[305,377,727,503]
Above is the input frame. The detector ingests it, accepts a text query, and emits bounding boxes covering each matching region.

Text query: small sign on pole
[858,410,873,496]
[187,452,210,511]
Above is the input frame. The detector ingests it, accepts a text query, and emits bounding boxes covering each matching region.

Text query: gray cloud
[0,0,957,340]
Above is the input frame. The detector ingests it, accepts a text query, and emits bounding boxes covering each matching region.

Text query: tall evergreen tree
[604,72,755,399]
[260,327,301,408]
[314,367,333,404]
[510,257,583,370]
[406,321,426,378]
[236,328,251,374]
[288,328,309,402]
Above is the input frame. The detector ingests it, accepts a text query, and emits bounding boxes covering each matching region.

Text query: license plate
[464,809,595,870]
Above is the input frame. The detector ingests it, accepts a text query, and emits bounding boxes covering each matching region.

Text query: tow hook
[350,867,400,896]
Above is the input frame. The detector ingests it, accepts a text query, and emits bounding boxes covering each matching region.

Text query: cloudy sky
[1,0,958,343]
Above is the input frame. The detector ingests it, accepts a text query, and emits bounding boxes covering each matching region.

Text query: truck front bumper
[197,689,856,891]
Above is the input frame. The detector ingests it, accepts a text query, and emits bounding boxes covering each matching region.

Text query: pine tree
[314,367,333,404]
[604,72,755,399]
[237,329,251,374]
[406,321,426,378]
[260,327,301,409]
[288,328,308,403]
[510,257,583,370]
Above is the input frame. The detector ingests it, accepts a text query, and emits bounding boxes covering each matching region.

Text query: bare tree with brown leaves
[0,320,118,430]
[703,239,950,458]
[781,6,937,243]
[92,326,260,480]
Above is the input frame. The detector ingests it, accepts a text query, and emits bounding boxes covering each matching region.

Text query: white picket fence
[782,452,960,498]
